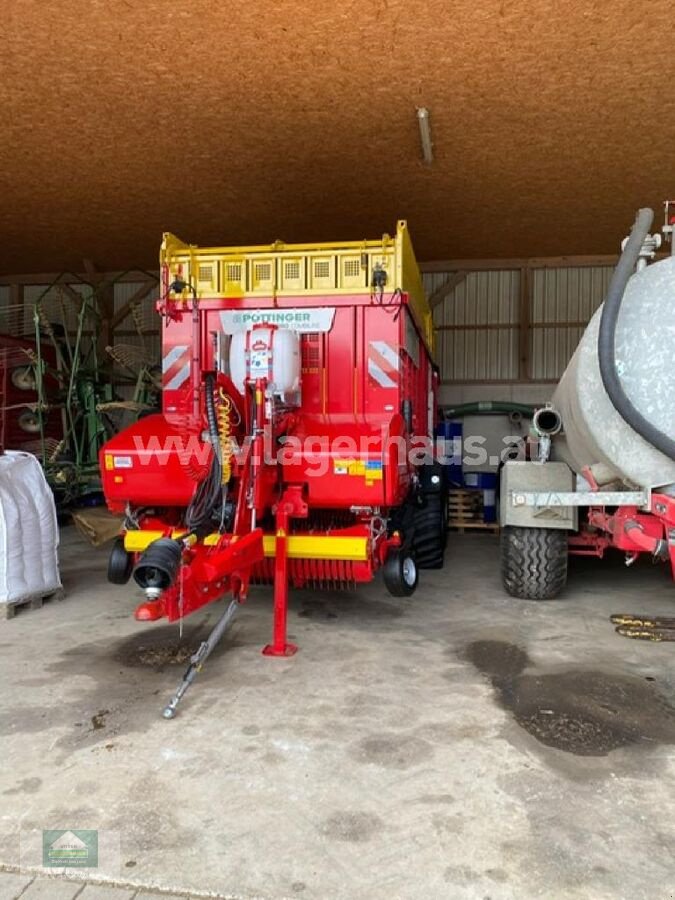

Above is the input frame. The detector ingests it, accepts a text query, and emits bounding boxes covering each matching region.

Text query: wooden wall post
[518,266,531,381]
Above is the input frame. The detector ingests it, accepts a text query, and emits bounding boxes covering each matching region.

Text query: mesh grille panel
[301,333,320,369]
[254,263,272,282]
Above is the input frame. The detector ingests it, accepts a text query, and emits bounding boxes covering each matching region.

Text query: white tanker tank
[551,250,675,492]
[500,206,675,601]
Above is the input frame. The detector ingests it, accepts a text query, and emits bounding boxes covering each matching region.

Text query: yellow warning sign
[333,459,383,482]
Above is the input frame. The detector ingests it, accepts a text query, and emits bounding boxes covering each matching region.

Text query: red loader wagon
[100,221,447,716]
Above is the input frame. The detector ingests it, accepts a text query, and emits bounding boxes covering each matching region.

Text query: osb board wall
[2,0,673,274]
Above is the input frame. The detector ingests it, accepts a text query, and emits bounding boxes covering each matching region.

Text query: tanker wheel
[500,526,568,600]
[383,549,419,597]
[412,492,448,569]
[108,536,133,585]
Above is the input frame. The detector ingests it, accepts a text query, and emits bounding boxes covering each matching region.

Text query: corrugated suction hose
[598,207,675,462]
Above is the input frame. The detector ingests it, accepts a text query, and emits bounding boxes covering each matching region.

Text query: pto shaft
[162,599,239,719]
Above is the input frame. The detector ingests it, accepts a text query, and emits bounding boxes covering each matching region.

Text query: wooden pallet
[447,488,499,533]
[447,488,482,521]
[447,520,500,534]
[1,588,64,620]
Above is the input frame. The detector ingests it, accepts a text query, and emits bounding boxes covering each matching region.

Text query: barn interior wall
[2,257,614,471]
[424,260,616,472]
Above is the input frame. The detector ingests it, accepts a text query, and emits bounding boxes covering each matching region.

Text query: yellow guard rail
[160,220,433,352]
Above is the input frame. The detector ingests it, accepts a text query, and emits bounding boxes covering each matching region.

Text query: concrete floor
[1,526,675,900]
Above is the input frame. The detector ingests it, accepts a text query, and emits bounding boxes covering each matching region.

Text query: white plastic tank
[230,326,301,397]
[552,255,675,491]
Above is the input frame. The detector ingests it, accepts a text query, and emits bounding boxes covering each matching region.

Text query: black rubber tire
[412,493,448,569]
[500,526,568,600]
[108,536,133,585]
[383,549,419,597]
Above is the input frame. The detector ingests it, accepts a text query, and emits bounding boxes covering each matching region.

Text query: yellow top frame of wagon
[160,220,433,353]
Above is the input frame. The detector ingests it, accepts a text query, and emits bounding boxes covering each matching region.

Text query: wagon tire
[500,526,567,600]
[108,536,133,585]
[383,550,419,597]
[412,493,447,569]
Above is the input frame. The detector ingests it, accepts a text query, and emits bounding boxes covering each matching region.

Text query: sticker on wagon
[220,308,336,333]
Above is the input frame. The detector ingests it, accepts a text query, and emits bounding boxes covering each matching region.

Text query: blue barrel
[435,421,463,487]
[463,471,498,522]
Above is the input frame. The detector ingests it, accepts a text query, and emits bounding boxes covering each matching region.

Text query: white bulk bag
[0,451,61,605]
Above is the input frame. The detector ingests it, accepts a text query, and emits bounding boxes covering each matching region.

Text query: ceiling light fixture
[416,107,433,165]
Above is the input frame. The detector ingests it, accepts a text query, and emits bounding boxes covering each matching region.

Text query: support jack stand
[262,498,299,657]
[162,598,239,719]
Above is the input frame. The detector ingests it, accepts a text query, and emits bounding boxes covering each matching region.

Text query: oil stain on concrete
[111,623,240,671]
[352,733,434,768]
[2,776,41,795]
[319,810,383,842]
[465,639,675,756]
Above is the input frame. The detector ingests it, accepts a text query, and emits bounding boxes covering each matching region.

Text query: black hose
[185,373,223,531]
[441,401,536,419]
[598,208,675,462]
[204,373,220,450]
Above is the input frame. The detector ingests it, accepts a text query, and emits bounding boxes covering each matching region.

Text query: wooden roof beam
[427,271,468,309]
[109,280,158,331]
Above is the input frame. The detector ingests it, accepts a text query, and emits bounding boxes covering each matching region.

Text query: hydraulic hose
[204,373,220,449]
[440,401,535,419]
[598,208,675,462]
[623,521,669,560]
[185,373,223,531]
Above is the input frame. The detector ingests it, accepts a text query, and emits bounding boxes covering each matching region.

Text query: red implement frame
[568,492,675,579]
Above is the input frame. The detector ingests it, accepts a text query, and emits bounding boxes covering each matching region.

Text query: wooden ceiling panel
[1,0,673,272]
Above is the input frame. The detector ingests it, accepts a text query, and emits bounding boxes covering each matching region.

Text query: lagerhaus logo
[42,829,98,868]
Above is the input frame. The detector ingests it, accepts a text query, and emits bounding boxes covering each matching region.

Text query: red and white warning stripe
[162,344,190,391]
[368,340,399,389]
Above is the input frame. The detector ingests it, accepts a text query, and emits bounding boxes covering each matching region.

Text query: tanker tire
[383,550,418,597]
[412,493,447,569]
[500,526,568,600]
[108,536,133,585]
